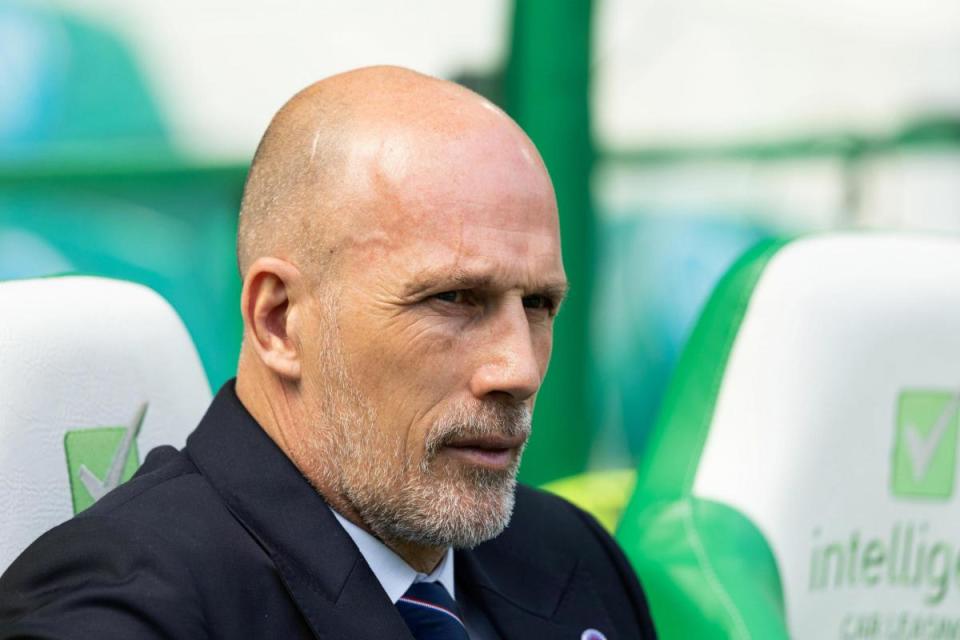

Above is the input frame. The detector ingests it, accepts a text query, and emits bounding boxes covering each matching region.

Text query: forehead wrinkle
[401,263,567,299]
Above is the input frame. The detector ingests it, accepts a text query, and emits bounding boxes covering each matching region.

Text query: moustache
[423,402,532,461]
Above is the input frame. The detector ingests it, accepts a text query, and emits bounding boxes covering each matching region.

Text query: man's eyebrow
[542,281,570,303]
[402,270,493,298]
[402,269,569,300]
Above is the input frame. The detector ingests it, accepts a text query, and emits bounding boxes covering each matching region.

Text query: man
[0,67,656,638]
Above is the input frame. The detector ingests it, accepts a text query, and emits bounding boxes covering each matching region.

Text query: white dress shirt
[330,508,456,604]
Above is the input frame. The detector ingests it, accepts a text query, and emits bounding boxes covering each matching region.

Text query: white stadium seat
[0,276,211,572]
[619,233,960,638]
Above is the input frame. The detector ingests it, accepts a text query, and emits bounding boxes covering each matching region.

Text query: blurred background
[2,0,959,486]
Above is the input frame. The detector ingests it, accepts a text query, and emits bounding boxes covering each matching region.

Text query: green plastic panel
[628,239,788,500]
[617,238,792,638]
[621,497,787,639]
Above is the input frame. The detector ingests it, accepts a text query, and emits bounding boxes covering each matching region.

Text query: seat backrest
[0,276,211,571]
[621,233,960,638]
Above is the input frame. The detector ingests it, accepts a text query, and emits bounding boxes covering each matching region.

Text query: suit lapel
[457,544,618,640]
[186,384,413,640]
[273,552,414,640]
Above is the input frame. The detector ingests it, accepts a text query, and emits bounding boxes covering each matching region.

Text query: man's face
[298,119,566,548]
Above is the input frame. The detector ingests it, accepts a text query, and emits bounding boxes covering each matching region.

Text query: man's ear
[240,257,304,380]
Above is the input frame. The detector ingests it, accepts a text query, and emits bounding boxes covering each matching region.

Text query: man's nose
[468,300,543,402]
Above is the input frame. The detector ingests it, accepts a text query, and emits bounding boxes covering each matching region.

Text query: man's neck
[236,365,296,455]
[384,537,447,575]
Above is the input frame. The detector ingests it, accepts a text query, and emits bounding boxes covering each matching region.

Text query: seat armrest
[618,496,788,640]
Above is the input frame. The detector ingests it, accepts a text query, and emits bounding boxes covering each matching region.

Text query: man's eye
[522,295,553,311]
[433,290,467,304]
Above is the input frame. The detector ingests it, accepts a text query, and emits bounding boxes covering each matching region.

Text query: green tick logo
[892,391,960,500]
[63,404,146,514]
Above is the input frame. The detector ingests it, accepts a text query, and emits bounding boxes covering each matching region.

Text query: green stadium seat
[617,234,960,638]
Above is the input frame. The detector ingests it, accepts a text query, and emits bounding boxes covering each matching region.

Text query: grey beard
[337,401,531,549]
[295,292,532,550]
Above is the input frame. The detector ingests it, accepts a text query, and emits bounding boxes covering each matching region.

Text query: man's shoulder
[477,483,606,580]
[498,483,610,548]
[469,483,657,638]
[0,446,301,638]
[68,445,232,540]
[1,445,241,587]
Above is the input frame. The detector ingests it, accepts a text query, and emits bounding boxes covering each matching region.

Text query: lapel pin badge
[581,629,607,640]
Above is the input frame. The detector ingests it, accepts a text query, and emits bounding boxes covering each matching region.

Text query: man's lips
[440,435,527,470]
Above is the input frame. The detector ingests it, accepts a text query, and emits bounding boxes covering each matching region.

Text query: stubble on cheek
[292,292,532,549]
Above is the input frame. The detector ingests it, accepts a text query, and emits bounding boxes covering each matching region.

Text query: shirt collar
[331,508,456,604]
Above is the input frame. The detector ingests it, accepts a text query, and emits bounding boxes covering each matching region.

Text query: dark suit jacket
[0,383,656,639]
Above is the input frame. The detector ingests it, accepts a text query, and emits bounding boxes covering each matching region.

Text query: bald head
[237,65,549,280]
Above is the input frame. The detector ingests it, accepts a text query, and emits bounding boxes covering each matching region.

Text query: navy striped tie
[396,581,470,639]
